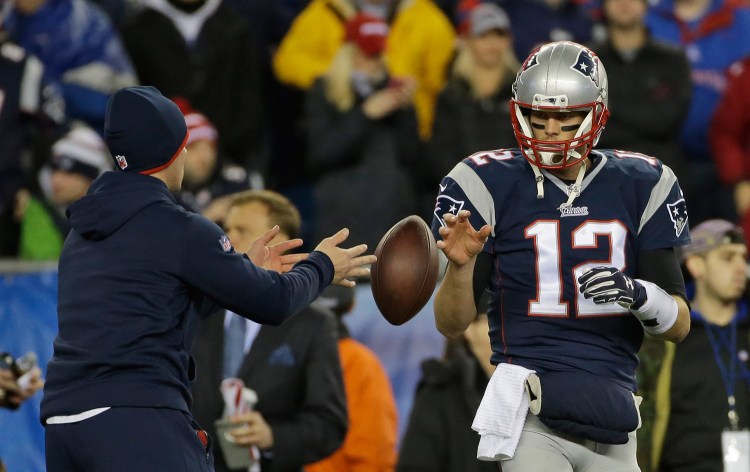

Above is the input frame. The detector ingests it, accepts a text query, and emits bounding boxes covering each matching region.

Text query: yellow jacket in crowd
[272,0,456,138]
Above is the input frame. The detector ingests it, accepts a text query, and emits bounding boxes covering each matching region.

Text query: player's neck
[692,294,738,327]
[547,158,589,181]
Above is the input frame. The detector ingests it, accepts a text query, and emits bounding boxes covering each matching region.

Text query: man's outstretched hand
[437,210,491,267]
[315,228,377,287]
[246,225,307,273]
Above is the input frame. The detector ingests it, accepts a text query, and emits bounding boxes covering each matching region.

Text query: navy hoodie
[40,171,334,421]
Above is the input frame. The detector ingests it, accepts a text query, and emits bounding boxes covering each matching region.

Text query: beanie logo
[219,234,232,253]
[115,155,128,170]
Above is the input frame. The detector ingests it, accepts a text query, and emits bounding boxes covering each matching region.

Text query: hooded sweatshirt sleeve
[178,215,334,324]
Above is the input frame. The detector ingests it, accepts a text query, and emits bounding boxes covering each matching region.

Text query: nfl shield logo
[219,235,232,252]
[115,155,128,170]
[666,198,688,237]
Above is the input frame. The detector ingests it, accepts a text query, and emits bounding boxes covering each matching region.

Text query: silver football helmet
[510,41,609,169]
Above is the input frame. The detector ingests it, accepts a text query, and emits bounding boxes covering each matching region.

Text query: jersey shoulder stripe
[639,163,679,234]
[446,162,497,236]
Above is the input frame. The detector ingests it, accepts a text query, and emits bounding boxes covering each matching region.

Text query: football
[371,215,439,325]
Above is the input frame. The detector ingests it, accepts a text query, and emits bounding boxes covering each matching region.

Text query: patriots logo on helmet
[666,198,688,237]
[434,195,465,227]
[571,48,598,85]
[115,155,128,170]
[522,49,540,71]
[219,234,232,252]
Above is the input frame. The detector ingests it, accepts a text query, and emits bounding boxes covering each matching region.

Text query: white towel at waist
[471,363,535,461]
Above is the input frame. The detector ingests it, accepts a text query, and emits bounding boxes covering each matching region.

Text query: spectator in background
[397,293,495,472]
[304,13,421,252]
[14,124,111,260]
[499,0,595,60]
[424,3,518,217]
[121,0,267,173]
[646,0,750,223]
[88,0,140,28]
[172,99,262,224]
[269,0,453,246]
[710,57,750,249]
[0,34,65,256]
[0,353,44,472]
[306,285,399,472]
[3,0,136,133]
[273,0,455,139]
[191,190,347,472]
[220,0,314,194]
[652,220,750,472]
[589,0,692,181]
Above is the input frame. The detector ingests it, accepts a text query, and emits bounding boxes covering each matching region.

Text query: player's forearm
[652,295,690,343]
[434,259,478,338]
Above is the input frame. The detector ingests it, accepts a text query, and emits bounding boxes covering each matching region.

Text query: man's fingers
[326,228,350,246]
[477,224,492,239]
[349,254,376,267]
[255,225,281,247]
[334,278,357,288]
[229,413,253,424]
[271,238,303,255]
[578,267,609,285]
[280,252,308,263]
[345,267,371,279]
[279,253,308,272]
[345,243,368,257]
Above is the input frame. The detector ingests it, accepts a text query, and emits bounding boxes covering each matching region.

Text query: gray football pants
[499,413,641,472]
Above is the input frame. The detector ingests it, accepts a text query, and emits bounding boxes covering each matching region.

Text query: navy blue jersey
[431,149,690,391]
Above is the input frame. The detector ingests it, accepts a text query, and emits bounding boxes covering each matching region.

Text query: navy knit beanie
[104,86,188,174]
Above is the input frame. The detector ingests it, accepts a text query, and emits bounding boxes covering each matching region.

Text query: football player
[432,41,690,472]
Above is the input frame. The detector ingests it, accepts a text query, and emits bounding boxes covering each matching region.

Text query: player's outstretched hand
[315,228,377,288]
[436,210,491,267]
[246,225,308,273]
[578,266,646,309]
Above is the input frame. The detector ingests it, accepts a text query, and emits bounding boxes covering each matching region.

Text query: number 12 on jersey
[525,220,629,317]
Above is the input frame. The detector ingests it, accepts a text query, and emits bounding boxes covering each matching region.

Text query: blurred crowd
[3,0,750,261]
[2,0,750,471]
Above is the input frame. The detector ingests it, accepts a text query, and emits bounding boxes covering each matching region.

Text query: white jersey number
[525,220,629,317]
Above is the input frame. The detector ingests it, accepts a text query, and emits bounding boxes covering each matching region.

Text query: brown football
[371,215,439,325]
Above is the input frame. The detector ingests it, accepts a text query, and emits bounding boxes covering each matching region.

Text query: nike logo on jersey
[559,206,589,217]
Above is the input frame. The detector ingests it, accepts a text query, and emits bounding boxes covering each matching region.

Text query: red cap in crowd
[345,13,389,57]
[172,97,218,146]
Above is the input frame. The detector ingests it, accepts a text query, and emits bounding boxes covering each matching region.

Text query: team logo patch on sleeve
[667,198,688,237]
[219,234,232,252]
[434,195,465,227]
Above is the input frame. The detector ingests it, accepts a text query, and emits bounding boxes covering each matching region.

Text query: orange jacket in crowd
[305,337,399,472]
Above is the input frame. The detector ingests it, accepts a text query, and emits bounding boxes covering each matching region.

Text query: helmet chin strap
[528,157,586,209]
[558,162,586,210]
[531,164,545,199]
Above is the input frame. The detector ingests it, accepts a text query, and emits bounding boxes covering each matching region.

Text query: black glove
[578,266,647,309]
